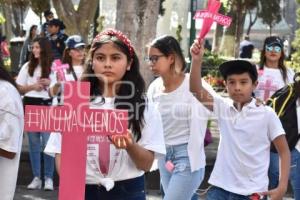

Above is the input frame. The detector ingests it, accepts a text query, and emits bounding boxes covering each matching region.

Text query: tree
[291,0,300,70]
[51,0,99,41]
[0,0,30,39]
[257,0,281,35]
[116,0,160,86]
[219,0,257,57]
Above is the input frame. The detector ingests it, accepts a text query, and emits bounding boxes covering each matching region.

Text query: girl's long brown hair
[28,37,53,78]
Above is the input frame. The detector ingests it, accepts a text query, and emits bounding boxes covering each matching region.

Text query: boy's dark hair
[219,60,258,82]
[149,35,186,72]
[82,32,146,141]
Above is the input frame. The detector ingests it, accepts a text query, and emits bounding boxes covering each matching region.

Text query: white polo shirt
[209,95,285,195]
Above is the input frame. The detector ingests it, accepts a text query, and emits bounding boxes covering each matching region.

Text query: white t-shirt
[45,97,165,185]
[0,81,24,200]
[16,62,54,98]
[255,67,294,101]
[148,75,191,145]
[147,74,215,171]
[209,96,285,195]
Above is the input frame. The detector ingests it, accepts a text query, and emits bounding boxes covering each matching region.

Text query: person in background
[255,36,295,102]
[147,35,214,200]
[19,25,38,69]
[0,60,24,200]
[239,35,254,59]
[41,10,54,37]
[47,19,68,59]
[16,37,55,191]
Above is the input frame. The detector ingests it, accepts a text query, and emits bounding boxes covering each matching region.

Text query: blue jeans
[158,143,204,200]
[269,148,300,200]
[85,175,145,200]
[28,132,54,179]
[206,186,252,200]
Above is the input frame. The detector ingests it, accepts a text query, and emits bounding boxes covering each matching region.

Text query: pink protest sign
[24,81,128,200]
[51,59,69,81]
[193,0,232,39]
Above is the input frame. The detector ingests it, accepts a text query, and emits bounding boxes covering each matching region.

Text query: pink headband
[92,29,134,58]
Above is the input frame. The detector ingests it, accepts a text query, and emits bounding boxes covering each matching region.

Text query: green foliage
[257,0,281,29]
[202,50,226,77]
[176,25,182,43]
[96,15,105,33]
[291,29,300,71]
[291,1,300,71]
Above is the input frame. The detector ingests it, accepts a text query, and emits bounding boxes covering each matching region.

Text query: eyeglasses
[265,45,282,53]
[144,55,165,64]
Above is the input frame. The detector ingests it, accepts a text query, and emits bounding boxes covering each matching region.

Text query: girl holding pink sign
[45,29,166,200]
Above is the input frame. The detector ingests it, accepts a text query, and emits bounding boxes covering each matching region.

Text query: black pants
[85,175,145,200]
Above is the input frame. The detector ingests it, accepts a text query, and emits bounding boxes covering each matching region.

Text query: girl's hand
[38,78,51,87]
[32,83,44,91]
[190,39,205,62]
[109,129,134,149]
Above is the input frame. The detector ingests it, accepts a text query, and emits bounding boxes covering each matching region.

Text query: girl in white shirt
[146,35,212,200]
[16,37,55,191]
[0,63,24,200]
[45,29,165,200]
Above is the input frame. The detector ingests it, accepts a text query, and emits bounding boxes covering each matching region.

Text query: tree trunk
[116,0,160,87]
[52,0,99,42]
[212,24,223,53]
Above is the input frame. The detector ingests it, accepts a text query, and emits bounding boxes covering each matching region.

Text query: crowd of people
[0,8,299,200]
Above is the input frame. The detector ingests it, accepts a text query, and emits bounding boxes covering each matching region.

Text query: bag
[266,73,300,152]
[23,96,52,106]
[204,120,213,146]
[204,128,213,147]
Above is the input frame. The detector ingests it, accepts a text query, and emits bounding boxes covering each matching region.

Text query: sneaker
[44,177,54,191]
[27,177,42,190]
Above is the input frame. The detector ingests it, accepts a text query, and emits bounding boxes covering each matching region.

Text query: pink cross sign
[258,79,278,101]
[24,81,128,200]
[193,0,232,39]
[51,59,70,81]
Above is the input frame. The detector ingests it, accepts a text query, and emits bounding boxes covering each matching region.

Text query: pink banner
[24,81,128,200]
[194,10,232,27]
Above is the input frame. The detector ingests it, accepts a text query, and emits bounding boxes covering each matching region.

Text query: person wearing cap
[190,39,290,199]
[256,36,299,199]
[255,36,295,102]
[41,10,54,37]
[47,18,68,59]
[45,35,86,175]
[48,35,86,102]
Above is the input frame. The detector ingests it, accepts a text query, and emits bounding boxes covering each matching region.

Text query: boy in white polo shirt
[189,40,291,200]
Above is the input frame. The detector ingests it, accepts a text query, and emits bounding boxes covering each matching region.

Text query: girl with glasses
[147,35,215,200]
